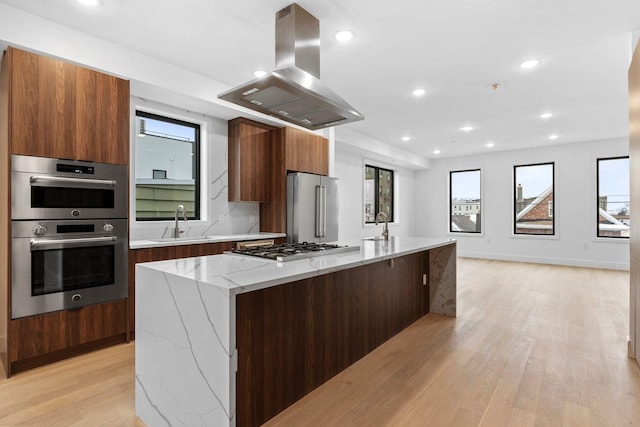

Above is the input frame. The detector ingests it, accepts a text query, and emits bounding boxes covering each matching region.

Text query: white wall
[415,137,630,270]
[334,147,416,241]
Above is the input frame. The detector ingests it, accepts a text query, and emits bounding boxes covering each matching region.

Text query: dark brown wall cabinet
[236,251,429,427]
[280,126,329,176]
[3,46,129,164]
[228,118,277,202]
[228,121,330,233]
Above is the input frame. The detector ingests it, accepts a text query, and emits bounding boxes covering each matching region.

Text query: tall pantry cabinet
[630,41,640,368]
[0,46,130,377]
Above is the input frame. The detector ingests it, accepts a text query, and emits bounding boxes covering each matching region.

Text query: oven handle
[30,236,118,248]
[30,175,117,187]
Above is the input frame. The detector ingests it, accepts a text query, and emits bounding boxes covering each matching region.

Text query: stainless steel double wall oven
[11,155,128,319]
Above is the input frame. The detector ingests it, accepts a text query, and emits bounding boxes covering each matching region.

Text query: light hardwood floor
[1,258,639,426]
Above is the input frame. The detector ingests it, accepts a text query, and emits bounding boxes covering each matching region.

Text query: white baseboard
[457,251,630,271]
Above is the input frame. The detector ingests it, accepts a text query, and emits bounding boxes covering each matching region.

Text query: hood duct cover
[218,3,364,130]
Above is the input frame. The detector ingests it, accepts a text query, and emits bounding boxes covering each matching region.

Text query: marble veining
[209,169,228,202]
[136,236,456,427]
[429,244,457,316]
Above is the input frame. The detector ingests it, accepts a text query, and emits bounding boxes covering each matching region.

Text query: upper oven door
[11,154,128,220]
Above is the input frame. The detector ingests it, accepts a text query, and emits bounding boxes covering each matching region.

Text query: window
[514,162,554,235]
[152,169,167,179]
[135,111,200,221]
[597,157,629,238]
[364,165,394,223]
[449,169,481,233]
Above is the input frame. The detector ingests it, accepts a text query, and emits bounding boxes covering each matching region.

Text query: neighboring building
[451,214,480,232]
[515,186,554,234]
[516,186,629,237]
[599,208,630,237]
[451,198,480,214]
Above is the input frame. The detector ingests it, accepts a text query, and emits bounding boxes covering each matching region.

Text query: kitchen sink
[151,236,209,243]
[363,236,388,241]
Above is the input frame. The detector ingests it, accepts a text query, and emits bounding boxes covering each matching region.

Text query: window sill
[363,222,399,228]
[510,233,559,240]
[134,219,208,224]
[447,232,484,238]
[593,237,630,244]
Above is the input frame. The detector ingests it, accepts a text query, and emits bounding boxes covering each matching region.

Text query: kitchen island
[135,237,456,427]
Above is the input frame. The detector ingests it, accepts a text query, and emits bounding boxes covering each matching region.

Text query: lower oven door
[11,222,128,319]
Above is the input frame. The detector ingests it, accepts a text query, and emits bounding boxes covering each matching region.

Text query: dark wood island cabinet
[135,237,457,427]
[236,251,430,427]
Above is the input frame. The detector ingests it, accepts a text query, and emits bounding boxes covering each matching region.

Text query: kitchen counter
[129,232,286,249]
[135,236,456,427]
[134,236,454,295]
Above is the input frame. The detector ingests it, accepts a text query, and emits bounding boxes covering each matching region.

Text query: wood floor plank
[1,258,639,427]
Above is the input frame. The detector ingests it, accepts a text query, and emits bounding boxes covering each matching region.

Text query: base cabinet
[9,299,128,374]
[236,251,429,427]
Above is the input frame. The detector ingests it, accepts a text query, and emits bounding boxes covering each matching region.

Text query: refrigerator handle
[315,185,327,237]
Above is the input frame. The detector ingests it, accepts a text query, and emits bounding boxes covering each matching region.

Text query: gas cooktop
[229,242,360,262]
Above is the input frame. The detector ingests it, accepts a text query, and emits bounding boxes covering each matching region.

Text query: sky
[139,116,196,141]
[514,163,553,199]
[599,157,630,212]
[450,170,480,199]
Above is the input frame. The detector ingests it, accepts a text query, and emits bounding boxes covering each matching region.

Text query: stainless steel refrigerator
[287,172,339,243]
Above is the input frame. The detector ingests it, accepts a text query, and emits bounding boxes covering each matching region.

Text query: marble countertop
[129,232,286,249]
[136,236,456,295]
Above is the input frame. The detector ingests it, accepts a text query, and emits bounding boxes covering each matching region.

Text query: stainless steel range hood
[218,3,364,130]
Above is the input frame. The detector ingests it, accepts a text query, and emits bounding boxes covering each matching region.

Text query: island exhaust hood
[218,3,364,130]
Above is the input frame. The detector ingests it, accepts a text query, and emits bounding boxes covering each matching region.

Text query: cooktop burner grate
[229,242,358,262]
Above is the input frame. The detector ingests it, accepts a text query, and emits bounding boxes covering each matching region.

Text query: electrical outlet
[218,215,225,224]
[249,215,257,224]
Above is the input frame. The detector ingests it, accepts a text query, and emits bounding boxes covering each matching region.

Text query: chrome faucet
[174,204,188,238]
[375,212,389,241]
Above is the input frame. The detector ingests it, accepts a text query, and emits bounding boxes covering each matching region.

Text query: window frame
[364,164,395,224]
[134,110,201,221]
[596,156,629,239]
[513,162,555,236]
[448,168,482,234]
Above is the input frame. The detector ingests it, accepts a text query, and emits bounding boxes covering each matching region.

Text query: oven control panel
[33,224,47,236]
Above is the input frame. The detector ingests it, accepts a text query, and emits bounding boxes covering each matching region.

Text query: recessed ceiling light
[334,30,355,42]
[540,112,553,119]
[520,59,540,69]
[548,134,559,140]
[402,136,411,142]
[433,149,441,154]
[486,142,495,148]
[412,88,426,97]
[459,125,474,132]
[77,0,101,6]
[253,70,268,78]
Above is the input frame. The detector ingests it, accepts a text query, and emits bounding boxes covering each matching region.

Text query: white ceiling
[2,0,640,159]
